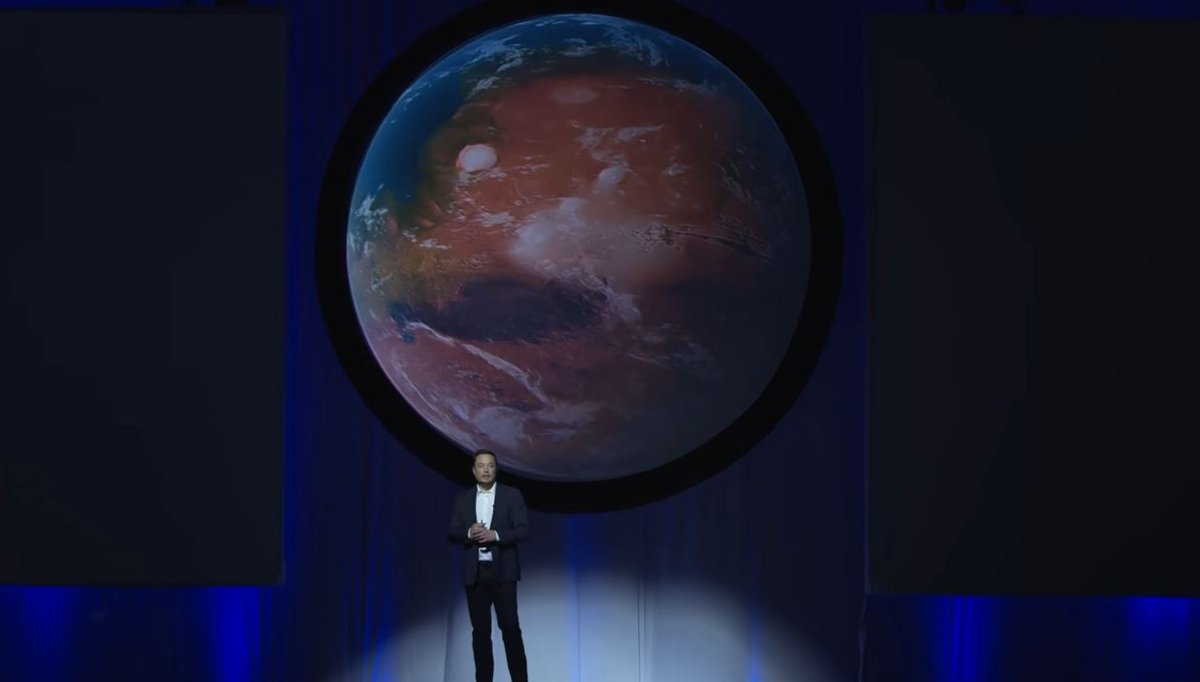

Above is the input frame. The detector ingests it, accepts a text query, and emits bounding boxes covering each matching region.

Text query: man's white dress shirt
[474,484,498,561]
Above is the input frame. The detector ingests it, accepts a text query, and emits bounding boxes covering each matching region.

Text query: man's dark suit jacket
[448,483,529,586]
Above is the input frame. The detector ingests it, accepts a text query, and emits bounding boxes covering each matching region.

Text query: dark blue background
[1,1,1198,680]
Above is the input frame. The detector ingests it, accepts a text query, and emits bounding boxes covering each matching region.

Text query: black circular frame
[315,0,843,512]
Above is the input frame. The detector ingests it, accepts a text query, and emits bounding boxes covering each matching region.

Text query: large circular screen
[318,3,841,508]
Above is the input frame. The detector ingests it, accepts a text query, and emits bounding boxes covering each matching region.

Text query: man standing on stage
[448,449,529,682]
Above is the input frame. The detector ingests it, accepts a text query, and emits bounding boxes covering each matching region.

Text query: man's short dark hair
[473,449,497,467]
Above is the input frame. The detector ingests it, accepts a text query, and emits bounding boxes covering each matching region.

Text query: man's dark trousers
[465,560,528,682]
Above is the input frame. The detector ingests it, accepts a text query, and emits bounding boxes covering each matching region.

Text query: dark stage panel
[0,10,285,585]
[869,15,1200,595]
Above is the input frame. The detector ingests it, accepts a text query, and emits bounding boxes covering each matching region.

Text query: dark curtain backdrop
[0,1,1197,681]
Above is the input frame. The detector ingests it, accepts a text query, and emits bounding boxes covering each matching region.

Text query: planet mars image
[346,14,811,481]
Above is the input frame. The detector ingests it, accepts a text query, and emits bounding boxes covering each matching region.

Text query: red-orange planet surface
[347,15,809,480]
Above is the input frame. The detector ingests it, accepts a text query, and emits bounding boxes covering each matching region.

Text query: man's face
[473,453,497,487]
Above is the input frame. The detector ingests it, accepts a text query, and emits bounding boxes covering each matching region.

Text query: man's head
[472,449,497,488]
